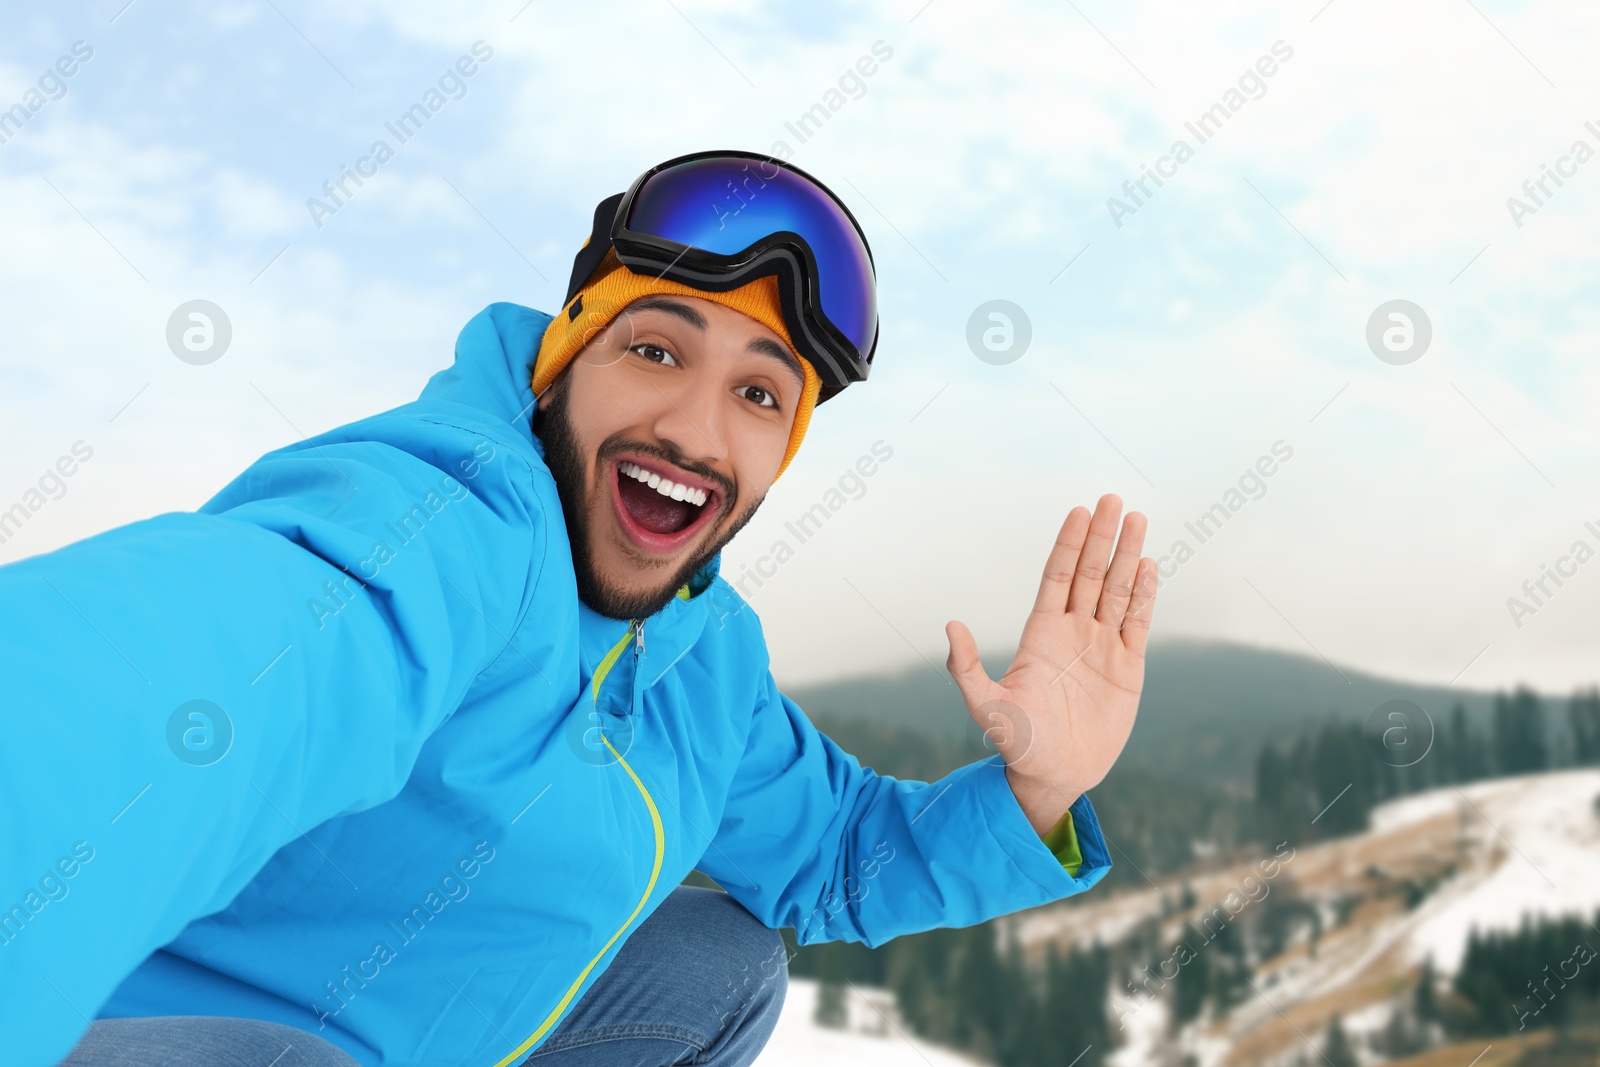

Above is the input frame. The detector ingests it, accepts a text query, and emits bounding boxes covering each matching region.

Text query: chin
[573,559,687,621]
[570,510,708,620]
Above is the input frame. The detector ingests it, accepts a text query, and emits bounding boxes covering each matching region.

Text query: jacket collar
[419,301,720,680]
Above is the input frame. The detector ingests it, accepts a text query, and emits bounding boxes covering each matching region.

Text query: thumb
[944,620,992,709]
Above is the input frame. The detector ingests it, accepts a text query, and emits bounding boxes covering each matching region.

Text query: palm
[946,495,1158,831]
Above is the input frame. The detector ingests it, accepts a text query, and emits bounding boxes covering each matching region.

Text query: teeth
[620,461,709,507]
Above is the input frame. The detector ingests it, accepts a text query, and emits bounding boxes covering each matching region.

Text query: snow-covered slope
[1382,771,1600,971]
[1020,769,1600,1067]
[756,772,1600,1067]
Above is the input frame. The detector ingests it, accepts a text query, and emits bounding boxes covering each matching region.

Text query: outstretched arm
[696,669,1113,949]
[0,412,546,1067]
[697,494,1154,949]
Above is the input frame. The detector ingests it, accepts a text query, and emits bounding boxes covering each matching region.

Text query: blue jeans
[58,885,789,1067]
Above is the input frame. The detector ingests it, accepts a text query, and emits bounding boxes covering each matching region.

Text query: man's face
[535,294,805,620]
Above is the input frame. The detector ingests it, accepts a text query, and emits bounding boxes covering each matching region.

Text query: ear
[533,367,565,414]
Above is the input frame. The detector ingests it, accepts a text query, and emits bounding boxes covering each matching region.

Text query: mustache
[596,436,737,506]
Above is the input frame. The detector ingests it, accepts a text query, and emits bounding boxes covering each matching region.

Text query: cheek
[731,413,794,487]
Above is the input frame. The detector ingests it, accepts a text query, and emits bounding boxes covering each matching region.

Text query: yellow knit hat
[533,248,821,482]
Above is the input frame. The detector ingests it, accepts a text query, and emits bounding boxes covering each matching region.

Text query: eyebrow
[745,336,806,393]
[626,295,806,394]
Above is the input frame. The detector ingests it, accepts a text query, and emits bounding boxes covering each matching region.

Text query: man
[4,150,1158,1067]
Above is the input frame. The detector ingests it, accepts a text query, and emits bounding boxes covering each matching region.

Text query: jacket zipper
[587,619,640,707]
[492,618,663,1067]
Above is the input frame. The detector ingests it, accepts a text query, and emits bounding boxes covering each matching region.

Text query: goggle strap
[564,192,625,307]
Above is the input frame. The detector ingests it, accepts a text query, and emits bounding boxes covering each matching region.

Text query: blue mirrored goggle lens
[625,157,877,356]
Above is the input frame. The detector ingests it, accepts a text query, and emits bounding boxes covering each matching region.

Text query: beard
[534,377,765,620]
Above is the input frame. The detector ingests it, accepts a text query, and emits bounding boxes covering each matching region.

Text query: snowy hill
[754,771,1600,1067]
[1012,769,1600,1067]
[1378,770,1600,972]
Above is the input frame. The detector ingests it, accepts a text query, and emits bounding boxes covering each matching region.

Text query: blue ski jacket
[0,303,1110,1067]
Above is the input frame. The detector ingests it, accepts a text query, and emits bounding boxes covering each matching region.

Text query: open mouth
[609,456,723,555]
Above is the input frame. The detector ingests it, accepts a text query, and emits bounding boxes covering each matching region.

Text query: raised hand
[944,493,1158,836]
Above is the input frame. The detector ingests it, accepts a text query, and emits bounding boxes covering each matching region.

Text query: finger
[944,620,993,708]
[1066,494,1123,616]
[1095,511,1149,625]
[1120,557,1160,658]
[1031,506,1092,616]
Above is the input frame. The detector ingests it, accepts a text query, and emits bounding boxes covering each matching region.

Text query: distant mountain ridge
[781,639,1525,787]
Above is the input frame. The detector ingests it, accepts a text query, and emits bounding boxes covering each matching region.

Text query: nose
[649,371,732,473]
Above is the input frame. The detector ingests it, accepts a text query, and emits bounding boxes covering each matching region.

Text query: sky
[2,0,1598,692]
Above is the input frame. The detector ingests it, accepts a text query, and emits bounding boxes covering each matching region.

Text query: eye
[738,384,778,410]
[630,342,677,367]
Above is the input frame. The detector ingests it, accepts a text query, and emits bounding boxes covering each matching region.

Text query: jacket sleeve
[696,668,1112,948]
[0,412,547,1067]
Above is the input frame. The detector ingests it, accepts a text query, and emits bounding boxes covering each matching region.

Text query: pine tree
[1190,918,1252,1015]
[1492,687,1548,774]
[950,923,1007,1060]
[1415,956,1438,1022]
[1255,743,1286,839]
[888,926,962,1045]
[1043,945,1110,1066]
[1310,723,1370,837]
[1428,719,1453,789]
[1171,946,1209,1025]
[992,924,1032,1066]
[1569,688,1600,765]
[1380,1004,1426,1058]
[814,944,848,1029]
[1322,1014,1359,1067]
[1450,704,1489,782]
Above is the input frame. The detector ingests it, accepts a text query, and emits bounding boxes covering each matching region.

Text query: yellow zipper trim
[588,626,635,704]
[491,645,664,1067]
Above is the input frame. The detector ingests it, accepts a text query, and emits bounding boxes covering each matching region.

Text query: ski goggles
[564,150,878,400]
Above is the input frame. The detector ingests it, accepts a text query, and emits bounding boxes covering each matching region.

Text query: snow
[1367,784,1470,834]
[1106,989,1168,1067]
[1012,884,1167,953]
[1399,770,1600,972]
[754,977,985,1067]
[755,772,1600,1067]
